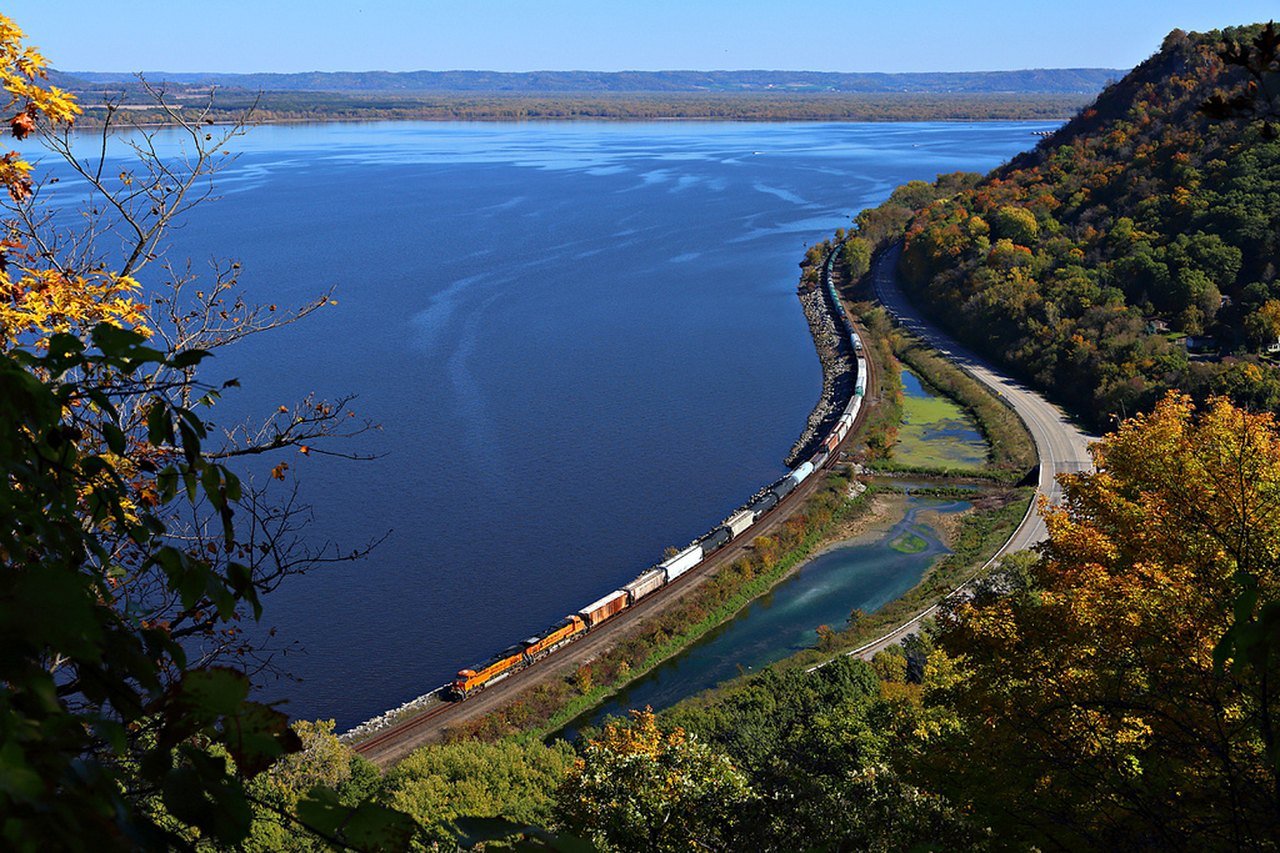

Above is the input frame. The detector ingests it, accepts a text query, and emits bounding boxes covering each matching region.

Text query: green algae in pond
[890,532,928,554]
[892,368,989,470]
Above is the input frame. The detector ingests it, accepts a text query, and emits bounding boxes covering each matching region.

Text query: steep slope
[892,24,1280,426]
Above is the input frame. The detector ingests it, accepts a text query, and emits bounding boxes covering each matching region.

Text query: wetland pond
[560,495,970,740]
[892,368,989,470]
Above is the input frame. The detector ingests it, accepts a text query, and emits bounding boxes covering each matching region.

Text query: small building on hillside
[1185,335,1219,354]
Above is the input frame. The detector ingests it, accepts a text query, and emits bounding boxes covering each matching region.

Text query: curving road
[873,243,1093,545]
[824,243,1095,663]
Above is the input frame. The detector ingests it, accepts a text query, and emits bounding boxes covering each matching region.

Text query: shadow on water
[556,495,969,741]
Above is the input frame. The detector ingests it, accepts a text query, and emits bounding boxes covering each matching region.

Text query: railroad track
[352,243,877,767]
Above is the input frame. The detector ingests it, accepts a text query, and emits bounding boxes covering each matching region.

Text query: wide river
[46,120,1053,727]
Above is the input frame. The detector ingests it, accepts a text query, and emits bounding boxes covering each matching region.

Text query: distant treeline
[52,67,1120,94]
[67,90,1091,126]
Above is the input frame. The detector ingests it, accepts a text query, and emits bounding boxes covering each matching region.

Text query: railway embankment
[786,255,857,467]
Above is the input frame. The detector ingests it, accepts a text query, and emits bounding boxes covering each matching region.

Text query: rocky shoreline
[785,276,856,467]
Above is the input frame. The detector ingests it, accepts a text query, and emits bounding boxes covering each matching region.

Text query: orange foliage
[925,394,1280,844]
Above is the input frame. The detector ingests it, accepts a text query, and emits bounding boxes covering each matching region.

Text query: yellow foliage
[0,15,146,348]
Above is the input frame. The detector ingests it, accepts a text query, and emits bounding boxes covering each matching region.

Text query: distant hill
[49,68,1120,95]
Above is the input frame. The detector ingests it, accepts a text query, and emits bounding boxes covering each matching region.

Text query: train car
[623,569,665,605]
[855,358,868,396]
[748,491,779,519]
[661,544,703,582]
[578,590,629,628]
[700,528,731,556]
[770,475,797,501]
[522,616,586,662]
[850,331,863,352]
[725,509,755,538]
[451,644,526,698]
[810,449,829,469]
[824,431,842,453]
[790,461,815,485]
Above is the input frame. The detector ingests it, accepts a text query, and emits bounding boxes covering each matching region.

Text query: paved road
[873,243,1093,546]
[826,244,1095,663]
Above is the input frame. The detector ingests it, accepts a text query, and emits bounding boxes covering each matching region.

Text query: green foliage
[381,739,575,847]
[911,395,1280,846]
[652,658,977,850]
[886,23,1280,427]
[0,330,414,850]
[0,332,281,848]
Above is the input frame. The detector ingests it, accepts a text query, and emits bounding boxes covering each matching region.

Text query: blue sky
[10,1,1278,74]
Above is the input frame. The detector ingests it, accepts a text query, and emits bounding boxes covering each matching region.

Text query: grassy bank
[441,471,875,744]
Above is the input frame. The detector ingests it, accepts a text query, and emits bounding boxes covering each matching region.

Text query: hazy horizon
[12,0,1276,76]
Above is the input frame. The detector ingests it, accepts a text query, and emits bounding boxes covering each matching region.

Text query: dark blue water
[41,120,1051,726]
[562,496,969,738]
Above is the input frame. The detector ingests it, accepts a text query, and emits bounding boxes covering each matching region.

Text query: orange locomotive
[449,615,587,698]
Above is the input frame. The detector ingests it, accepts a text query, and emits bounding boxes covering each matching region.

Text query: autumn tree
[914,393,1280,848]
[555,709,754,851]
[0,15,409,849]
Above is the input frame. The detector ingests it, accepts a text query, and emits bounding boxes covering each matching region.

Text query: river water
[42,120,1051,726]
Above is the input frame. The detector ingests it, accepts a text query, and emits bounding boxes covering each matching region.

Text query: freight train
[448,274,868,700]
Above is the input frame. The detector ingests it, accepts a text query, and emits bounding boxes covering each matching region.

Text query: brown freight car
[577,589,629,628]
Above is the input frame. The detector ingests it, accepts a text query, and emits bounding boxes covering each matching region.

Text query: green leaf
[177,668,251,718]
[161,757,253,844]
[102,421,126,455]
[146,401,173,447]
[296,789,418,851]
[90,322,147,354]
[221,700,298,777]
[167,348,210,369]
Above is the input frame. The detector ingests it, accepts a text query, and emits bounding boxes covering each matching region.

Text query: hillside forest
[871,25,1280,427]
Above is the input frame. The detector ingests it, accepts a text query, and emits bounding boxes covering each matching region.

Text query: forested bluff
[8,16,1280,852]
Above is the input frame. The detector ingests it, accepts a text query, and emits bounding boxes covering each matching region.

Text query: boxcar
[623,569,665,605]
[578,590,629,628]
